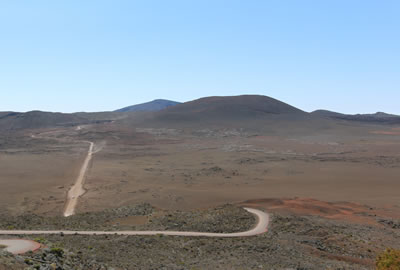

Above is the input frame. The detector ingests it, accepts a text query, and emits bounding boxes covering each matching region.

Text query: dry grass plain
[1,122,400,217]
[0,131,88,215]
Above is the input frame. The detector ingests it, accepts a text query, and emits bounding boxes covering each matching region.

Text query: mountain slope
[115,99,181,112]
[310,110,346,118]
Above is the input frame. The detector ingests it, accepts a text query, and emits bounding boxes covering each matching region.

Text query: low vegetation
[0,204,254,233]
[50,247,64,258]
[376,249,400,270]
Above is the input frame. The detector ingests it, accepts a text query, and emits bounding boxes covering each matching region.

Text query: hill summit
[165,95,303,114]
[136,95,308,129]
[159,95,304,116]
[115,99,181,112]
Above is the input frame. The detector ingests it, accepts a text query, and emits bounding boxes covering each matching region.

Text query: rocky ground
[0,247,111,270]
[1,204,400,269]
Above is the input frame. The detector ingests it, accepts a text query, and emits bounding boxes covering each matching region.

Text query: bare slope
[115,99,181,112]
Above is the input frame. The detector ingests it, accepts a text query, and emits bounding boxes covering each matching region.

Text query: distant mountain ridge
[0,111,89,131]
[115,99,181,112]
[311,110,400,124]
[2,95,400,131]
[0,110,120,131]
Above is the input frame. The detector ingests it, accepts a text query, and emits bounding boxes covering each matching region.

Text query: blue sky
[1,1,399,113]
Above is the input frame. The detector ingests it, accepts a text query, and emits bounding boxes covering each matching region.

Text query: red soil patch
[241,197,400,226]
[371,128,400,135]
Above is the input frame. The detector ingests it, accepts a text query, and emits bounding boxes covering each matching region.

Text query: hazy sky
[1,1,399,114]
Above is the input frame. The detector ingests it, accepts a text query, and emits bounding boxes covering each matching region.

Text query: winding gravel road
[0,207,269,254]
[0,207,269,237]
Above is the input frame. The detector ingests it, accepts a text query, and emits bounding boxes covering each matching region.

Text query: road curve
[0,239,41,255]
[63,141,94,217]
[0,208,269,238]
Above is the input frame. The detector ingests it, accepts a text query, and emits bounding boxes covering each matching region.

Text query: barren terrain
[1,96,400,269]
[75,123,400,214]
[5,121,398,216]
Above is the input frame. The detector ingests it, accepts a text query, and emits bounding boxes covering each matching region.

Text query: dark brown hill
[123,95,318,132]
[164,95,304,115]
[152,95,306,123]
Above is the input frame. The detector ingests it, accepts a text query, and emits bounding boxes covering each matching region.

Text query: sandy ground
[0,150,85,215]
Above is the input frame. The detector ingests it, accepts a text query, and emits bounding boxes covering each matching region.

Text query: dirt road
[63,141,94,217]
[30,128,96,217]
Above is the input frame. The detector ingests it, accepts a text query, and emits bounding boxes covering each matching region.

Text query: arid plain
[2,119,400,216]
[1,96,400,269]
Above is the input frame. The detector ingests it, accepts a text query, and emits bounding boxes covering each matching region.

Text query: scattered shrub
[50,247,64,257]
[34,237,46,244]
[376,248,400,270]
[24,258,33,265]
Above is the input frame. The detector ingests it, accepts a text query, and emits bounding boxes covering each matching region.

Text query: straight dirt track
[63,141,94,217]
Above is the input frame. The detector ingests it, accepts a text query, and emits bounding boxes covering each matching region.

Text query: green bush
[50,247,64,257]
[24,258,33,265]
[376,248,400,270]
[34,237,46,244]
